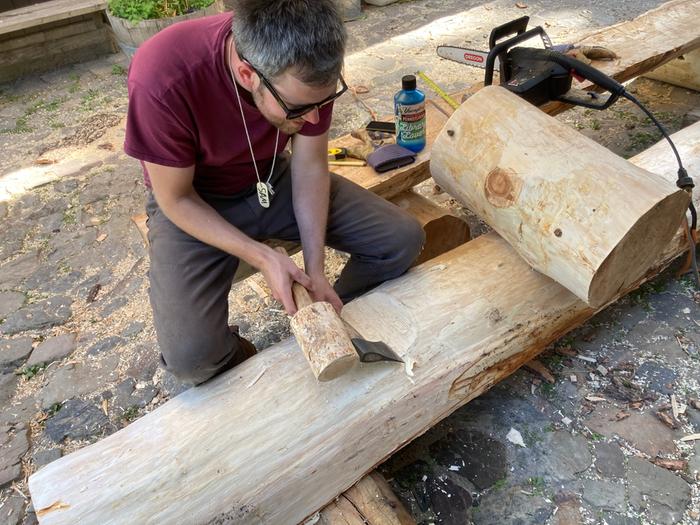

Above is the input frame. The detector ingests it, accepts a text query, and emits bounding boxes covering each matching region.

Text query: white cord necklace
[228,37,279,208]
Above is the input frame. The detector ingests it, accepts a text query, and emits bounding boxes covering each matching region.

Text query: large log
[430,86,690,307]
[28,122,700,524]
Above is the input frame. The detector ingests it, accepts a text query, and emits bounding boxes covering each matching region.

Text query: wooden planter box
[106,0,224,59]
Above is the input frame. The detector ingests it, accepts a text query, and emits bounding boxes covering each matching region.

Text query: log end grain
[588,188,691,307]
[290,302,357,381]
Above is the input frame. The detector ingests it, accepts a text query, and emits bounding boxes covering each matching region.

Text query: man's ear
[236,62,258,91]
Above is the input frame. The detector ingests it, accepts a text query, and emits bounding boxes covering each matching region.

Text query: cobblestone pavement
[1,1,699,524]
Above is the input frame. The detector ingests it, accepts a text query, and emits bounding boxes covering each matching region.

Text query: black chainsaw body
[484,16,623,110]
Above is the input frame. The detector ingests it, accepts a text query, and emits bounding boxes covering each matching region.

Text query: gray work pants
[146,155,425,385]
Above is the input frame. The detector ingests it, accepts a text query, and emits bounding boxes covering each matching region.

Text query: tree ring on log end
[484,168,522,208]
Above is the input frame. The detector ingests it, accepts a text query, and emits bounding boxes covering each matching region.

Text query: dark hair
[231,0,346,85]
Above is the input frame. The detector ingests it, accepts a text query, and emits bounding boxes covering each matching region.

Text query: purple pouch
[367,144,417,173]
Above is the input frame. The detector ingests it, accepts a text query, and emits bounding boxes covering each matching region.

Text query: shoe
[229,325,258,367]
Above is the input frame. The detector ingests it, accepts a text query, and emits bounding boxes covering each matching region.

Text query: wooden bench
[0,0,116,82]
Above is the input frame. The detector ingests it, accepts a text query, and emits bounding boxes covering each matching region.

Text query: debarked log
[28,122,700,524]
[430,85,690,307]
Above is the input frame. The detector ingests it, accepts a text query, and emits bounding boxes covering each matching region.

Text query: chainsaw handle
[544,51,625,96]
[485,26,549,86]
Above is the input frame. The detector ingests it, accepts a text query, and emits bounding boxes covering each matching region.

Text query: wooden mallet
[276,248,357,381]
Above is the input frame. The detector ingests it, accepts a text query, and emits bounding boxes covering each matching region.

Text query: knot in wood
[484,167,521,208]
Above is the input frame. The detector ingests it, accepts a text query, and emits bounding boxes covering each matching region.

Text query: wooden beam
[27,122,700,524]
[0,0,107,36]
[318,472,415,525]
[332,0,700,198]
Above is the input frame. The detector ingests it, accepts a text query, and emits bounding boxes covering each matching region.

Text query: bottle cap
[401,75,417,91]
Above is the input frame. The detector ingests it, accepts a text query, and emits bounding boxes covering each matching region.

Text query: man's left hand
[308,274,343,314]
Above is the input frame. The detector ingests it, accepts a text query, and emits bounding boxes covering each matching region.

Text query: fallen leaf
[585,395,607,403]
[656,410,679,430]
[98,142,114,150]
[101,399,109,416]
[689,398,700,410]
[556,346,577,357]
[96,233,108,242]
[614,411,629,421]
[515,2,528,7]
[525,360,555,383]
[652,458,687,471]
[86,283,101,303]
[34,158,56,165]
[628,401,643,410]
[507,428,526,447]
[353,85,370,94]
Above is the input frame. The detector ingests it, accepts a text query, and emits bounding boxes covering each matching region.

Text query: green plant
[122,406,139,422]
[17,363,47,380]
[47,402,63,417]
[112,64,127,76]
[527,476,546,496]
[108,0,214,23]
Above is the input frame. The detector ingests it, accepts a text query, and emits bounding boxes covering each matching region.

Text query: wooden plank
[0,0,107,36]
[333,0,700,199]
[27,123,700,524]
[0,25,113,77]
[0,14,100,52]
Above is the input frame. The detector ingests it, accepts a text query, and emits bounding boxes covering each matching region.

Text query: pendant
[256,182,271,208]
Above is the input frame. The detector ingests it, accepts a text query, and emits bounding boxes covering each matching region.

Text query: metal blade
[351,338,404,363]
[436,45,500,70]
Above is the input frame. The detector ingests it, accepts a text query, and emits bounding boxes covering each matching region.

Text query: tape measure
[415,70,460,110]
[328,147,347,160]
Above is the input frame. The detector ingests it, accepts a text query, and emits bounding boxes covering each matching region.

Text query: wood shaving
[246,369,266,388]
[404,357,416,377]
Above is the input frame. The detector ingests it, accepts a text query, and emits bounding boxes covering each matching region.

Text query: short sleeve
[124,82,197,167]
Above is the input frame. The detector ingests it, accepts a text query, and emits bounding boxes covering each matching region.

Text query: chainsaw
[436,16,623,110]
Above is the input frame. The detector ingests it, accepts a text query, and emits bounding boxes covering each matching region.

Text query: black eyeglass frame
[240,55,348,120]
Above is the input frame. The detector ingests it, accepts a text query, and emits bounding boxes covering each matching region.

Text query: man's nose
[301,107,320,125]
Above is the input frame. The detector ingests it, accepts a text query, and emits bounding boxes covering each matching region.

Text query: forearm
[156,189,272,270]
[292,168,330,276]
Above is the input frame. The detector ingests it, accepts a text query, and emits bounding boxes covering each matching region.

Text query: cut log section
[644,48,700,92]
[27,122,700,524]
[318,472,415,525]
[430,85,690,307]
[389,190,470,265]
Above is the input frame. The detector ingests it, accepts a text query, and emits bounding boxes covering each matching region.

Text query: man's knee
[159,333,234,386]
[391,214,426,268]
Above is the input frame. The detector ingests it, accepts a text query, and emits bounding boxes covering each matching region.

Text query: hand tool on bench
[276,248,403,381]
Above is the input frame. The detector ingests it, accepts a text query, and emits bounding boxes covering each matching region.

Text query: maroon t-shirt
[124,12,333,195]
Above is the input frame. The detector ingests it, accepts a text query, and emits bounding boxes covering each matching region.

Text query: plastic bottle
[394,74,426,153]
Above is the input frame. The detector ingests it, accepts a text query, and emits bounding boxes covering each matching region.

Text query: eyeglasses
[240,56,348,120]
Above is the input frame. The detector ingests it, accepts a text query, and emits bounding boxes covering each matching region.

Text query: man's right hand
[258,248,313,315]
